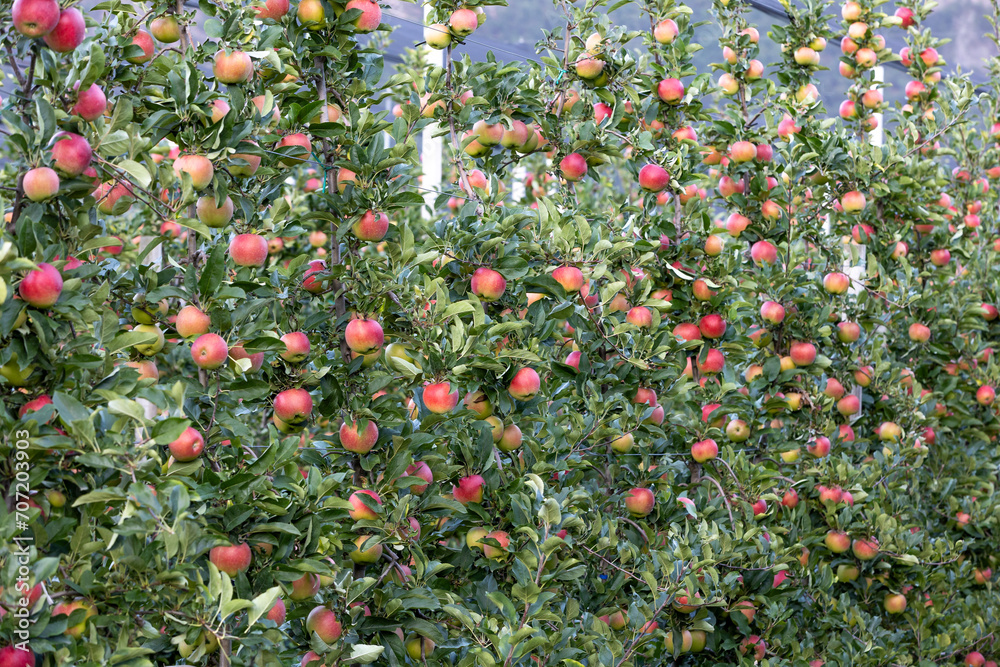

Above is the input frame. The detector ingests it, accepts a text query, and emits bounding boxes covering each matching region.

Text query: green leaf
[347,645,385,664]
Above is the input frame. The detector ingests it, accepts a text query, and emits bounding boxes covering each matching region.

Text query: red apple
[214,50,254,84]
[127,30,155,64]
[348,490,382,521]
[691,438,718,462]
[42,7,85,52]
[344,318,384,354]
[50,132,92,177]
[345,0,381,32]
[638,164,669,192]
[471,267,507,301]
[229,234,268,267]
[19,263,63,308]
[624,488,655,517]
[12,0,60,37]
[352,210,389,241]
[405,461,433,494]
[453,474,484,504]
[508,367,540,400]
[169,426,205,462]
[22,167,60,202]
[424,382,459,413]
[274,388,313,425]
[71,82,107,121]
[560,153,588,182]
[210,542,252,576]
[175,305,210,338]
[191,333,228,370]
[306,606,342,643]
[340,419,379,453]
[656,77,685,104]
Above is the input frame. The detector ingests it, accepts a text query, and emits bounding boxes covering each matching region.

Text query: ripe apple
[470,267,507,301]
[624,488,655,517]
[405,461,433,493]
[169,426,204,462]
[699,314,726,339]
[279,331,310,363]
[340,418,378,453]
[450,8,479,37]
[274,388,313,425]
[306,606,342,643]
[760,301,785,325]
[841,190,866,212]
[229,234,268,267]
[425,23,452,49]
[231,142,262,177]
[638,164,669,192]
[345,0,381,32]
[653,18,678,44]
[423,382,459,413]
[191,333,228,369]
[71,82,107,121]
[12,0,60,37]
[344,318,384,354]
[19,262,63,308]
[277,133,312,165]
[175,305,210,338]
[50,131,92,176]
[750,240,778,265]
[348,490,382,521]
[656,77,685,104]
[127,30,155,63]
[552,265,584,292]
[22,168,60,202]
[0,646,35,667]
[560,153,588,182]
[976,385,995,406]
[43,7,85,52]
[214,50,253,84]
[289,573,321,600]
[691,438,718,462]
[255,0,289,19]
[508,367,540,400]
[210,542,252,576]
[789,341,816,366]
[173,154,214,189]
[453,474,485,504]
[351,210,389,241]
[823,272,850,294]
[908,322,930,343]
[626,306,653,328]
[852,538,879,560]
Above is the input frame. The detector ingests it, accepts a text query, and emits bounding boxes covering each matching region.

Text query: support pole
[421,4,444,219]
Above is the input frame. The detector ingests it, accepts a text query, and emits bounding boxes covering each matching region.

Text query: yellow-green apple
[191,333,228,369]
[883,593,906,614]
[471,267,507,301]
[482,530,510,560]
[691,438,718,462]
[624,488,654,517]
[18,263,62,309]
[405,636,435,660]
[289,573,321,600]
[168,426,204,462]
[485,416,504,442]
[230,141,262,176]
[463,390,493,418]
[824,530,850,553]
[664,629,692,654]
[466,526,489,550]
[508,367,540,400]
[150,15,180,42]
[43,7,85,51]
[196,195,234,228]
[339,419,378,453]
[175,305,210,338]
[405,461,433,493]
[306,606,342,643]
[52,599,96,638]
[718,73,739,94]
[344,318,384,354]
[214,50,253,84]
[498,424,522,452]
[348,490,381,521]
[473,120,504,146]
[126,29,154,63]
[611,432,634,454]
[345,0,381,32]
[837,321,861,342]
[133,324,165,356]
[50,132,92,176]
[280,331,310,362]
[575,53,604,80]
[173,154,214,189]
[453,474,484,504]
[350,535,383,563]
[559,153,588,182]
[296,0,325,27]
[877,421,901,441]
[210,542,252,576]
[384,343,421,372]
[725,419,749,442]
[836,564,859,582]
[229,233,268,267]
[12,0,60,36]
[274,388,313,425]
[23,166,61,204]
[823,272,849,294]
